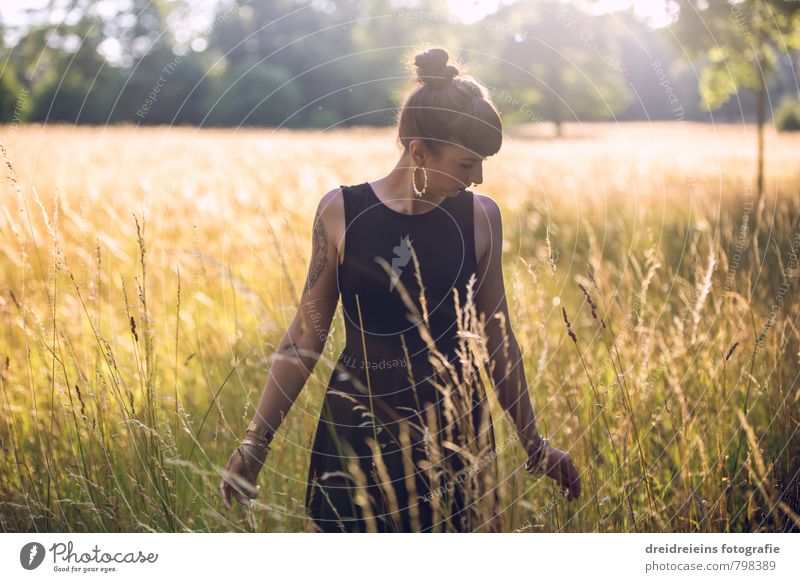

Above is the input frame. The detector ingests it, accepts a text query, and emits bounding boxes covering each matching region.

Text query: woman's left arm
[473,194,541,454]
[473,194,581,501]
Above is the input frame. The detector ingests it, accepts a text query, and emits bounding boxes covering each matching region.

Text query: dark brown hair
[396,47,502,159]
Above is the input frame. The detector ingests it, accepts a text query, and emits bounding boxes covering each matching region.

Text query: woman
[219,47,581,532]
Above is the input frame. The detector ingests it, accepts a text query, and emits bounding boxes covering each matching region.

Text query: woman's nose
[472,168,483,186]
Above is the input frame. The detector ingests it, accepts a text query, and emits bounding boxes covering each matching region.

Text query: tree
[491,1,634,137]
[203,56,302,126]
[670,0,800,204]
[21,12,118,124]
[0,21,28,123]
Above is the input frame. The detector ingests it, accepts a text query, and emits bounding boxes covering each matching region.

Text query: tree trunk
[554,119,562,139]
[756,75,766,205]
[751,64,767,261]
[549,65,563,139]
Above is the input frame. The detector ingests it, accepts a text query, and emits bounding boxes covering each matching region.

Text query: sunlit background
[2,0,798,129]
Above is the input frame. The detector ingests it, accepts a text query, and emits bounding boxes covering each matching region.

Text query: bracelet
[247,421,274,444]
[524,437,550,474]
[241,438,270,452]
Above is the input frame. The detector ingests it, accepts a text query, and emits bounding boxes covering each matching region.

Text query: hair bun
[414,48,459,89]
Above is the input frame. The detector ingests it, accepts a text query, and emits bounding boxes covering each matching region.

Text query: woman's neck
[371,155,445,215]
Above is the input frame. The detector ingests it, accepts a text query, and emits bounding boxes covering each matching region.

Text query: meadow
[0,121,798,532]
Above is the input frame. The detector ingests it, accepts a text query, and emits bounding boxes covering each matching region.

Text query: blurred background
[1,0,799,131]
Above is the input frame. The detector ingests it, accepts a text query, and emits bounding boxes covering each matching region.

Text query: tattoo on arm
[307,212,328,291]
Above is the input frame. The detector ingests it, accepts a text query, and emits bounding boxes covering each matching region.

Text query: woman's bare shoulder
[317,187,346,264]
[472,192,502,265]
[319,186,344,209]
[473,192,501,219]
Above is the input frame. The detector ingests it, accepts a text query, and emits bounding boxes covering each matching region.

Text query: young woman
[219,47,581,532]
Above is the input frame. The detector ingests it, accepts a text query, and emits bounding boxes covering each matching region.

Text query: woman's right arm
[249,187,344,441]
[220,188,343,508]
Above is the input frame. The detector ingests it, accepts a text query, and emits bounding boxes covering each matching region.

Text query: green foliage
[203,58,302,127]
[0,66,27,123]
[774,96,800,131]
[494,3,634,128]
[672,0,800,111]
[1,0,798,128]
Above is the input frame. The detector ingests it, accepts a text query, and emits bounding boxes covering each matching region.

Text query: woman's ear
[408,139,427,165]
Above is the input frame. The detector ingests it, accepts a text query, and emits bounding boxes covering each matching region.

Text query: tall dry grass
[0,122,798,532]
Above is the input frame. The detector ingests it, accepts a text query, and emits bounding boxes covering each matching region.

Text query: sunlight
[445,0,679,29]
[447,0,503,25]
[589,0,679,28]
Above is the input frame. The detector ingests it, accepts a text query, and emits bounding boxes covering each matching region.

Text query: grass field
[0,121,798,532]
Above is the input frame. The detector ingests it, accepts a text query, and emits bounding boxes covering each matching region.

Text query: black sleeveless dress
[304,182,503,532]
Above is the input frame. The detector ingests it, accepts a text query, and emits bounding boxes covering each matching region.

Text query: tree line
[0,0,798,137]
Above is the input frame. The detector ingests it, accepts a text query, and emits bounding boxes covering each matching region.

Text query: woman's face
[412,139,485,196]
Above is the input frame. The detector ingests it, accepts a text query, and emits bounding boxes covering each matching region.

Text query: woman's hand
[219,443,268,509]
[526,440,581,502]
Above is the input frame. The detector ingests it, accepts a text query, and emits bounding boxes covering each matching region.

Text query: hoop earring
[412,166,427,198]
